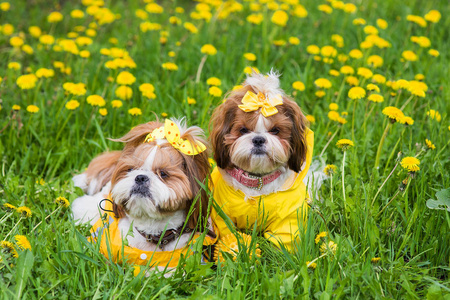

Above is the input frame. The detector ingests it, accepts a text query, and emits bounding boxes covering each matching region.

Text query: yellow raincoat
[89,199,217,268]
[211,129,314,251]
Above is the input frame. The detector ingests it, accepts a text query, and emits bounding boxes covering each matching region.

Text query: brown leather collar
[136,226,192,249]
[227,168,282,190]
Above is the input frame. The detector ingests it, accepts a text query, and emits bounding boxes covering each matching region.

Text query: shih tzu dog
[209,71,314,251]
[72,118,216,270]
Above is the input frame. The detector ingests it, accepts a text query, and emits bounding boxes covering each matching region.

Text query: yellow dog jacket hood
[210,129,314,251]
[89,200,217,268]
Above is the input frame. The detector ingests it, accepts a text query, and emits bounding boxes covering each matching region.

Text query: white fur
[244,70,285,102]
[71,119,199,255]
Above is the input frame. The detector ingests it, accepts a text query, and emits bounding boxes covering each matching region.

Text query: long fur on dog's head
[81,119,211,231]
[210,71,308,174]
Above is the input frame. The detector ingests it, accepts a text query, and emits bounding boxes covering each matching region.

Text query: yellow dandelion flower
[65,100,80,110]
[328,70,339,77]
[344,3,357,13]
[376,19,388,29]
[111,100,123,108]
[329,103,338,111]
[366,84,380,92]
[28,26,41,38]
[168,51,176,57]
[26,105,39,113]
[87,95,106,107]
[320,241,337,255]
[39,34,55,45]
[357,67,373,79]
[115,85,133,100]
[8,62,21,70]
[273,39,286,47]
[3,203,17,212]
[340,65,354,75]
[16,206,32,218]
[415,74,425,81]
[402,50,418,61]
[289,37,300,45]
[315,90,326,98]
[336,139,354,150]
[70,9,85,18]
[314,78,332,89]
[315,232,328,244]
[372,74,386,84]
[14,235,32,250]
[426,110,441,122]
[244,66,260,74]
[128,107,142,116]
[306,115,315,124]
[55,196,70,208]
[206,77,221,86]
[1,241,18,258]
[145,3,163,14]
[201,44,217,56]
[271,10,288,26]
[424,10,441,23]
[214,233,261,263]
[187,97,196,105]
[243,53,256,61]
[425,139,436,150]
[16,74,38,89]
[328,111,340,121]
[348,87,366,99]
[318,4,333,14]
[209,86,222,97]
[0,2,11,11]
[321,45,337,57]
[382,106,404,123]
[98,108,107,116]
[161,62,178,71]
[161,112,168,117]
[368,94,384,103]
[306,45,319,55]
[10,36,24,48]
[35,68,55,79]
[353,18,366,26]
[349,49,363,59]
[292,81,305,91]
[306,261,317,269]
[371,257,381,264]
[407,15,427,27]
[401,157,420,172]
[428,49,439,57]
[324,165,337,176]
[116,71,136,85]
[48,11,63,23]
[183,22,198,34]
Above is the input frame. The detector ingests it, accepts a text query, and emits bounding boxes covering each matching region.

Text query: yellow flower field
[0,0,448,298]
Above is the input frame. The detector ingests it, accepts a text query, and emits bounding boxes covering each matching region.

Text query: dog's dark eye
[269,127,280,135]
[127,168,134,172]
[159,170,169,179]
[240,127,249,134]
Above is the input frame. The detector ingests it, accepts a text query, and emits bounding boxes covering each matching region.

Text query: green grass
[1,0,449,298]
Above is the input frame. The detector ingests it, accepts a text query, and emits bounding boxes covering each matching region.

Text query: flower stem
[319,126,341,157]
[4,217,23,240]
[31,206,62,233]
[371,161,399,206]
[376,190,400,218]
[341,150,347,212]
[374,122,392,169]
[195,55,208,83]
[400,95,415,111]
[0,212,13,224]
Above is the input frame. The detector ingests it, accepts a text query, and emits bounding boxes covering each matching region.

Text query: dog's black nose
[135,175,149,184]
[252,136,266,147]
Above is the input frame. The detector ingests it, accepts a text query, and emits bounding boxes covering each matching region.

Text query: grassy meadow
[0,0,449,298]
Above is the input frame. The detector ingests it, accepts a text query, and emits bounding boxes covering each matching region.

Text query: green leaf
[15,250,34,299]
[426,188,450,212]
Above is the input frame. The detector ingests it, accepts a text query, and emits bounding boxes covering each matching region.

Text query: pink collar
[226,168,282,190]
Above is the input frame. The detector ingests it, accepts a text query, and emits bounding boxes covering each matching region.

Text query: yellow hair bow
[144,119,206,156]
[238,91,283,117]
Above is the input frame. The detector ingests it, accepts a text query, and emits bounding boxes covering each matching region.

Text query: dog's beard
[229,133,289,175]
[111,170,183,221]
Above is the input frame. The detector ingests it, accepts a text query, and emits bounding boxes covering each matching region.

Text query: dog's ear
[112,201,126,219]
[113,121,163,150]
[210,100,237,169]
[81,151,122,195]
[281,98,308,173]
[182,149,211,230]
